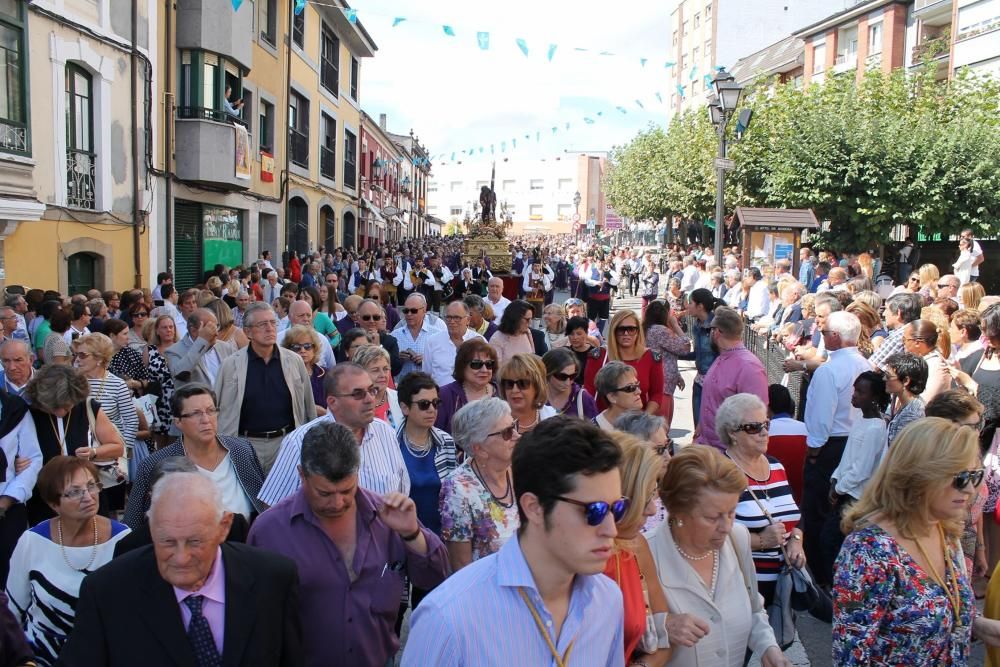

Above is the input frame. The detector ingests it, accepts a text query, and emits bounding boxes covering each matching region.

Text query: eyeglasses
[133,312,149,318]
[654,440,672,456]
[360,314,383,322]
[62,481,102,501]
[953,468,985,490]
[611,382,641,395]
[469,359,496,371]
[961,416,985,432]
[402,308,424,315]
[551,371,576,382]
[289,343,314,352]
[411,398,442,411]
[735,421,770,435]
[179,407,219,420]
[501,378,531,391]
[548,495,631,526]
[74,352,91,360]
[444,315,467,322]
[248,319,279,330]
[486,424,517,441]
[335,385,379,400]
[615,325,639,335]
[937,283,951,289]
[908,277,920,283]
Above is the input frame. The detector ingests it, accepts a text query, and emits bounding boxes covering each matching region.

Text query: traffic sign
[714,158,735,171]
[572,213,581,222]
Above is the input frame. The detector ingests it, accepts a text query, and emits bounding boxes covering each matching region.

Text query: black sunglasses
[549,496,631,526]
[360,314,382,322]
[469,359,497,371]
[486,424,517,441]
[411,398,442,411]
[401,307,424,315]
[654,439,673,457]
[551,371,576,382]
[954,468,985,490]
[289,343,314,352]
[735,421,770,435]
[501,378,531,391]
[611,382,641,395]
[615,325,639,335]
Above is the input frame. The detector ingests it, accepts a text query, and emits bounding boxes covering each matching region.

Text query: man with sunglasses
[421,301,482,386]
[259,363,409,507]
[404,416,625,666]
[355,299,402,376]
[391,294,445,381]
[869,292,922,373]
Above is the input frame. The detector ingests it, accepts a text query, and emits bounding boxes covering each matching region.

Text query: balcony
[913,0,954,27]
[174,113,251,190]
[320,145,335,180]
[833,53,858,73]
[177,0,253,70]
[0,120,27,154]
[66,149,96,209]
[865,52,882,69]
[289,128,309,169]
[912,33,951,63]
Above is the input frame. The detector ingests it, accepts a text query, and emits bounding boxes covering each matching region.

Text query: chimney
[379,113,387,130]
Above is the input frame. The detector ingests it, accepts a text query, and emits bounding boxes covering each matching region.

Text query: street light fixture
[707,68,744,267]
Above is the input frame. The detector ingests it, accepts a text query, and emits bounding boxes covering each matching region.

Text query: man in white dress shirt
[392,294,445,381]
[744,267,771,321]
[422,302,483,386]
[485,277,510,323]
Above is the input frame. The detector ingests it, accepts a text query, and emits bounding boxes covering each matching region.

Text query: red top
[583,348,666,412]
[603,550,646,661]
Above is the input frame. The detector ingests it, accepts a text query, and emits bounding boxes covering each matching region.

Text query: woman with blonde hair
[281,324,327,417]
[917,263,941,301]
[541,303,567,348]
[352,344,402,428]
[583,309,665,416]
[603,432,672,666]
[498,353,556,435]
[834,418,1000,664]
[203,297,248,349]
[961,282,985,311]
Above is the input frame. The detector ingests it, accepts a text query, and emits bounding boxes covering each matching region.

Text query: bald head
[289,299,313,326]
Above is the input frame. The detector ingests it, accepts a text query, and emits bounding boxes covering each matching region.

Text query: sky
[344,0,678,166]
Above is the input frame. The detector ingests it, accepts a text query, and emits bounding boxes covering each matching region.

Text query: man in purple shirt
[248,419,449,667]
[696,306,769,450]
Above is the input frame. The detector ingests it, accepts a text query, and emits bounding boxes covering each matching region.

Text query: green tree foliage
[606,64,1000,252]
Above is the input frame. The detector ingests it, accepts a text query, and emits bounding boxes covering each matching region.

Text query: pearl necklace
[675,541,721,598]
[57,517,99,572]
[675,543,716,561]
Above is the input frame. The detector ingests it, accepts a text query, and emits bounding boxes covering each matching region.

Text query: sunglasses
[469,359,496,370]
[360,314,383,322]
[289,343,314,352]
[961,416,985,432]
[654,440,673,456]
[486,424,517,441]
[334,385,379,400]
[551,371,576,382]
[549,495,631,526]
[133,312,149,318]
[501,378,531,391]
[411,398,442,411]
[735,421,770,435]
[611,382,641,395]
[954,468,985,490]
[402,308,424,315]
[615,325,639,335]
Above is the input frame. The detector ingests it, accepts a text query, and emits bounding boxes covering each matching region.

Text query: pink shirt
[173,546,226,655]
[698,344,769,450]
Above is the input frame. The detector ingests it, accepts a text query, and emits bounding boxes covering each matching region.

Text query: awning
[361,197,386,227]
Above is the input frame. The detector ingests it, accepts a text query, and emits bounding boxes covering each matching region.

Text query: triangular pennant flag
[450,153,456,161]
[477,32,489,50]
[655,92,663,103]
[596,111,603,116]
[547,44,557,61]
[479,147,484,153]
[535,131,540,141]
[392,17,406,27]
[584,117,595,124]
[525,134,530,140]
[599,51,614,56]
[231,0,243,10]
[635,100,644,109]
[513,138,517,148]
[501,141,506,152]
[616,106,628,114]
[676,83,685,98]
[443,25,456,36]
[490,144,495,154]
[704,73,713,87]
[344,8,357,23]
[516,38,529,57]
[689,66,697,81]
[551,126,558,134]
[640,58,648,67]
[664,61,675,68]
[294,0,305,16]
[565,122,570,129]
[574,47,588,51]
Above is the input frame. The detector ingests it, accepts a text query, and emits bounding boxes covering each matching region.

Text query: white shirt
[392,318,447,379]
[258,413,409,506]
[680,264,699,292]
[198,453,253,518]
[63,325,90,345]
[804,346,871,448]
[831,417,888,499]
[202,346,222,385]
[486,295,510,323]
[970,240,984,277]
[422,329,483,386]
[746,280,771,320]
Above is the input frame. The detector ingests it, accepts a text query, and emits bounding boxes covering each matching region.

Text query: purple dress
[548,384,599,420]
[435,382,468,435]
[308,365,326,409]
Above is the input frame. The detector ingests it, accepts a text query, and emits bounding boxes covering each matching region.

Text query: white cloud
[355,0,672,160]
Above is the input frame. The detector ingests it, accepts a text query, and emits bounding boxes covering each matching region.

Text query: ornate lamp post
[708,68,743,267]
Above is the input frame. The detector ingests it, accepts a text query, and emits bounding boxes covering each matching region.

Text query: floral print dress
[438,460,519,562]
[833,524,974,665]
[146,345,175,436]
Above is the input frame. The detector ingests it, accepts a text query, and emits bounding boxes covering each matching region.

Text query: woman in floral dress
[833,417,1000,664]
[143,315,177,448]
[438,397,520,572]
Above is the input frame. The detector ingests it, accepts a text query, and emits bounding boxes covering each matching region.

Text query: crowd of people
[0,228,993,666]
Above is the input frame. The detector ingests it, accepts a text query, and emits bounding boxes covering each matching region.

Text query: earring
[675,518,684,528]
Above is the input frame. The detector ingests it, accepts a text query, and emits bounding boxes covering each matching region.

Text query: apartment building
[387,127,432,239]
[0,0,152,292]
[729,36,805,90]
[359,111,404,247]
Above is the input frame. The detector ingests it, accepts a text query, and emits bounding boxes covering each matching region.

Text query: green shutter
[174,200,203,290]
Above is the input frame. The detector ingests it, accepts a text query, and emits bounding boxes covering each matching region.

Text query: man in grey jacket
[165,309,236,390]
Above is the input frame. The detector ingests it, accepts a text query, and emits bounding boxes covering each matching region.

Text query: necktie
[184,595,222,667]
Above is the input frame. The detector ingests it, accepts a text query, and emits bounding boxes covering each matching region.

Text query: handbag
[611,552,660,656]
[84,399,130,488]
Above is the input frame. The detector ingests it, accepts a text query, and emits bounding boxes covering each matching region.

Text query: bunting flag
[547,44,558,61]
[294,0,305,16]
[501,141,507,152]
[616,106,628,114]
[477,32,490,50]
[664,61,675,68]
[689,66,697,81]
[655,92,663,103]
[450,153,456,161]
[513,138,517,148]
[584,117,595,124]
[640,58,648,67]
[443,25,456,36]
[392,17,406,27]
[551,126,558,134]
[596,111,603,116]
[635,100,644,109]
[574,47,588,52]
[344,8,357,23]
[704,73,713,87]
[676,83,686,98]
[231,0,243,9]
[516,38,529,57]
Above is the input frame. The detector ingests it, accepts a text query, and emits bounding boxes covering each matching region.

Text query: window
[288,91,309,168]
[450,181,463,192]
[240,90,253,131]
[529,179,544,190]
[502,179,516,192]
[692,79,700,94]
[350,57,359,99]
[258,99,273,152]
[868,23,883,55]
[557,204,573,220]
[682,52,688,69]
[320,112,335,180]
[529,204,543,218]
[812,43,826,73]
[449,206,463,216]
[705,38,712,57]
[672,30,678,46]
[65,63,95,209]
[178,50,247,124]
[694,13,700,28]
[292,9,304,48]
[428,181,438,192]
[343,128,357,188]
[705,2,712,18]
[260,0,276,45]
[837,25,859,61]
[557,178,573,191]
[202,52,218,115]
[320,25,339,96]
[683,20,689,36]
[693,46,700,63]
[0,0,27,154]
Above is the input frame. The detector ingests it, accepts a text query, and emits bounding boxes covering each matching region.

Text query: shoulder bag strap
[576,385,584,417]
[743,480,789,561]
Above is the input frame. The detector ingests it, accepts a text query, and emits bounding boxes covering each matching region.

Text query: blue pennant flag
[676,83,685,98]
[512,138,517,148]
[524,134,530,140]
[704,73,713,87]
[547,44,557,61]
[501,141,506,152]
[640,58,648,67]
[596,111,603,116]
[479,147,484,154]
[516,38,529,57]
[635,100,644,109]
[477,32,489,50]
[490,144,495,154]
[344,8,357,23]
[231,0,243,10]
[392,17,406,27]
[450,153,456,161]
[551,126,558,134]
[600,51,614,56]
[443,25,456,36]
[535,131,540,141]
[689,66,697,81]
[565,122,570,129]
[294,0,305,16]
[664,61,675,68]
[584,117,595,124]
[616,106,627,114]
[656,92,663,103]
[574,47,588,51]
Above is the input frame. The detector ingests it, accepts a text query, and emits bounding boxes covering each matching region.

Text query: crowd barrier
[741,321,811,421]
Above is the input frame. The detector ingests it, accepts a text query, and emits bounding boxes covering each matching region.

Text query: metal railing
[320,145,335,180]
[344,160,357,188]
[66,148,96,209]
[289,128,309,168]
[0,119,27,153]
[742,321,810,420]
[177,106,248,127]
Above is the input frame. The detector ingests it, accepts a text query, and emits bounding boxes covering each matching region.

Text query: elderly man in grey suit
[214,302,316,473]
[165,308,236,389]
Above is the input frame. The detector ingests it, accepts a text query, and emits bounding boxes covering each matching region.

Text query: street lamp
[708,68,744,266]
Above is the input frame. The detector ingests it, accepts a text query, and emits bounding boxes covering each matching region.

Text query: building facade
[0,0,152,293]
[359,111,403,247]
[387,127,431,239]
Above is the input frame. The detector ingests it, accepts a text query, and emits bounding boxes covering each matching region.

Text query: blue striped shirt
[401,535,625,667]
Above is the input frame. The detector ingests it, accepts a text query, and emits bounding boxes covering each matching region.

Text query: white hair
[826,311,862,345]
[147,471,224,523]
[715,393,768,448]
